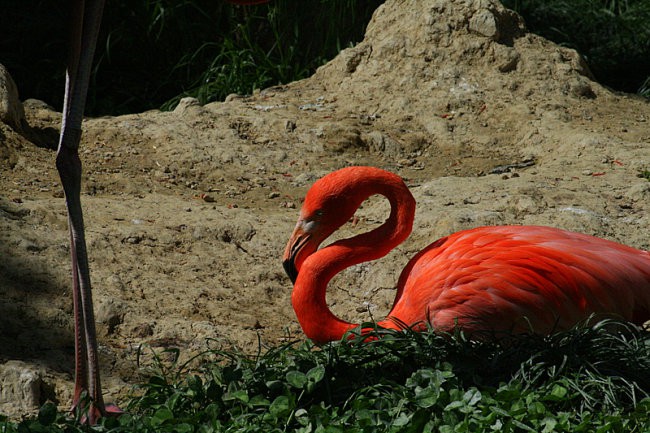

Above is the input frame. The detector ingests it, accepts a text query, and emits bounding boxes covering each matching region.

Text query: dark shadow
[23,124,60,151]
[495,7,527,47]
[0,202,76,376]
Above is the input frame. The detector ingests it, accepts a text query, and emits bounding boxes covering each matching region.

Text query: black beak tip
[283,259,298,284]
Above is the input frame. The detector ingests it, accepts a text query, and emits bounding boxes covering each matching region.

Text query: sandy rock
[0,361,43,416]
[0,65,27,167]
[469,9,500,40]
[174,97,202,115]
[96,298,126,335]
[363,131,401,157]
[0,64,25,131]
[319,124,365,153]
[625,182,650,202]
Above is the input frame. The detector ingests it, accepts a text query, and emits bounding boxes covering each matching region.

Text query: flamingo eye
[305,210,323,221]
[301,210,323,233]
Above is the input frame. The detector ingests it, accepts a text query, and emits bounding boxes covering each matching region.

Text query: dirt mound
[1,0,648,418]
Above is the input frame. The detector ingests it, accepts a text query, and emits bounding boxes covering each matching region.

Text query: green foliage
[1,1,380,116]
[3,0,649,116]
[2,320,650,432]
[639,77,650,98]
[160,0,380,111]
[501,0,650,96]
[638,169,650,181]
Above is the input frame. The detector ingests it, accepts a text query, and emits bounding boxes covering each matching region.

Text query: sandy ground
[1,0,648,418]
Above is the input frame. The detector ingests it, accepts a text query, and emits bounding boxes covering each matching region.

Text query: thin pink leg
[56,0,121,424]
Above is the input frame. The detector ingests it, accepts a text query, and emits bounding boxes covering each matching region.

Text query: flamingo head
[282,216,322,284]
[283,168,372,283]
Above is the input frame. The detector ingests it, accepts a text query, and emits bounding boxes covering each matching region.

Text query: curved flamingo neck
[292,172,416,343]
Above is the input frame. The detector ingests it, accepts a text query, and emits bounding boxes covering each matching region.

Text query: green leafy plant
[2,319,649,432]
[1,1,381,116]
[639,77,650,98]
[160,0,381,111]
[638,169,650,181]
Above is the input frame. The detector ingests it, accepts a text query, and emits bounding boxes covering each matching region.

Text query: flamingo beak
[283,257,298,284]
[282,222,312,284]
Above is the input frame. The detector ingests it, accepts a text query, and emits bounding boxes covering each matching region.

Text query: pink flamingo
[283,166,650,343]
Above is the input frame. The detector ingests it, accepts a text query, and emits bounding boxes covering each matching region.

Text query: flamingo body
[387,225,650,335]
[282,166,650,343]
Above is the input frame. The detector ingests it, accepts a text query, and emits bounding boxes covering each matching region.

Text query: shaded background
[1,0,648,117]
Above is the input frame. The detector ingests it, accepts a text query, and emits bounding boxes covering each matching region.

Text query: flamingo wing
[387,226,650,334]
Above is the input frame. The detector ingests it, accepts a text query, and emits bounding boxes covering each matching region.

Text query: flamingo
[56,0,115,423]
[282,166,650,343]
[56,0,270,423]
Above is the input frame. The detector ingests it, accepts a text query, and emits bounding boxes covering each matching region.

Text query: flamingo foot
[72,400,124,425]
[104,403,125,418]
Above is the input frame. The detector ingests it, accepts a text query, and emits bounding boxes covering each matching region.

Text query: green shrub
[2,320,649,432]
[1,1,380,116]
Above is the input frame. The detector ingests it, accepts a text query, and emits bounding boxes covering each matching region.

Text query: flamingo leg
[57,0,271,422]
[55,0,117,424]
